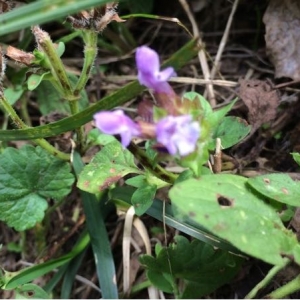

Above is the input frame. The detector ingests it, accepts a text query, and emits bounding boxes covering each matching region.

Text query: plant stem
[245,258,290,299]
[68,100,85,151]
[267,274,300,299]
[128,142,178,184]
[0,93,70,161]
[73,30,98,97]
[33,26,74,100]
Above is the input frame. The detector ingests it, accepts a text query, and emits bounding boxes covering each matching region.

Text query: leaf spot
[263,178,271,184]
[239,210,247,219]
[282,188,289,194]
[217,194,234,207]
[189,211,196,217]
[110,168,116,173]
[241,235,248,243]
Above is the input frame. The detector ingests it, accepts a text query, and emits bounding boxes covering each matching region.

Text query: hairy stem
[0,93,70,161]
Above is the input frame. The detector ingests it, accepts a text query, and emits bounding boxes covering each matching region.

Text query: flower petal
[135,46,175,95]
[156,115,200,156]
[136,46,160,75]
[156,67,176,82]
[94,110,141,147]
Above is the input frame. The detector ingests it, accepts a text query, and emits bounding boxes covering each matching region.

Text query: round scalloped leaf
[0,145,75,231]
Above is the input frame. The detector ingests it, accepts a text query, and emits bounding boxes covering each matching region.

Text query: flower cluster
[93,46,200,156]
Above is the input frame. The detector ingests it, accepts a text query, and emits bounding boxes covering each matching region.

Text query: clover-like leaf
[170,174,300,266]
[0,145,75,231]
[77,141,141,194]
[140,235,243,298]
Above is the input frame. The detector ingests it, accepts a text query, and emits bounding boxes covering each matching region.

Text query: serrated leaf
[214,116,251,148]
[131,184,157,216]
[169,174,300,266]
[0,145,75,231]
[247,173,300,206]
[140,236,243,298]
[147,270,173,293]
[77,141,141,194]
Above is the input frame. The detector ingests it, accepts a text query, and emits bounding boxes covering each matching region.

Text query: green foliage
[0,145,74,231]
[170,174,300,266]
[140,236,244,298]
[15,283,50,299]
[131,183,157,215]
[291,152,300,166]
[77,141,142,194]
[214,116,251,148]
[247,173,300,206]
[35,74,89,115]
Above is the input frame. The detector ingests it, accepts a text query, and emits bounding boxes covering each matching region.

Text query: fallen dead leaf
[238,79,280,135]
[263,0,300,80]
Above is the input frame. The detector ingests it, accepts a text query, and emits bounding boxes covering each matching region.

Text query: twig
[178,0,216,106]
[210,0,240,81]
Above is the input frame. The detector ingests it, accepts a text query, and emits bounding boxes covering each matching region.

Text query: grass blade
[72,151,118,299]
[0,0,116,36]
[0,38,200,141]
[61,248,88,299]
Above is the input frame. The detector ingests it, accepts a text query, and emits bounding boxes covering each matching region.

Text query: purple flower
[156,115,200,156]
[94,110,141,147]
[136,46,176,94]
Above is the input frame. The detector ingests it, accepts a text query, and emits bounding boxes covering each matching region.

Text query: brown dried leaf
[239,79,280,133]
[263,0,300,80]
[6,46,35,66]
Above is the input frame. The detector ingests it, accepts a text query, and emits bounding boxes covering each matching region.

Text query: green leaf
[140,236,243,298]
[56,42,65,57]
[214,116,251,149]
[35,73,89,115]
[147,270,173,293]
[87,128,117,146]
[170,174,300,266]
[77,141,141,194]
[0,145,75,231]
[291,152,300,166]
[27,72,51,91]
[247,173,300,207]
[183,92,212,116]
[209,99,237,128]
[15,283,50,299]
[131,184,157,216]
[125,175,146,188]
[4,85,24,105]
